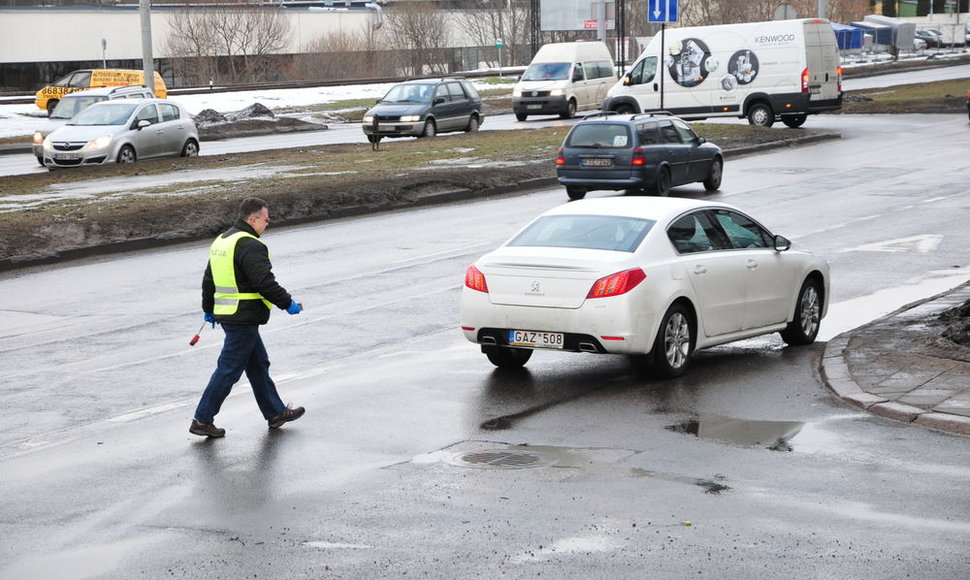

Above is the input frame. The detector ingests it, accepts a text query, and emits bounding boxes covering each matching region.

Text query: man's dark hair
[239,197,268,219]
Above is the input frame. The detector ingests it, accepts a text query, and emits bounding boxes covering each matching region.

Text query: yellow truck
[35,69,167,113]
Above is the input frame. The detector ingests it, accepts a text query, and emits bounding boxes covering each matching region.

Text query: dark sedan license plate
[582,158,613,167]
[508,330,564,349]
[527,104,542,110]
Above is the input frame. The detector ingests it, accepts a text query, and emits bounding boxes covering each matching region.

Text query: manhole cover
[448,450,553,470]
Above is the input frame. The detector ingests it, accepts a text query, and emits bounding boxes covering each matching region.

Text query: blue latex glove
[203,312,217,328]
[285,300,303,315]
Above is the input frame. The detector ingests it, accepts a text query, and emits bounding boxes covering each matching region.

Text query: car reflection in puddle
[666,414,805,451]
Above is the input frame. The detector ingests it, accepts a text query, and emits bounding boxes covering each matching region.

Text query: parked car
[361,77,483,141]
[555,112,723,199]
[460,197,830,377]
[42,98,199,168]
[31,85,155,165]
[915,29,943,48]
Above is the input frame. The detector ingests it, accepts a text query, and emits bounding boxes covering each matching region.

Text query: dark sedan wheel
[780,278,823,345]
[649,304,693,379]
[421,119,437,138]
[566,187,586,200]
[116,145,136,164]
[702,158,723,191]
[516,112,528,121]
[654,167,672,197]
[484,346,533,369]
[782,114,807,128]
[466,115,480,132]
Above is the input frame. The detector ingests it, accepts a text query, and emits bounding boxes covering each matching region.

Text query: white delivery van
[602,19,842,128]
[513,41,617,121]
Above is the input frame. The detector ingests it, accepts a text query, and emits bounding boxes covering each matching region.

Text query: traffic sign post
[648,0,677,23]
[647,0,677,110]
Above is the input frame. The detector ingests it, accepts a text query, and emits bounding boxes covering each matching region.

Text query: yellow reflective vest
[209,231,273,315]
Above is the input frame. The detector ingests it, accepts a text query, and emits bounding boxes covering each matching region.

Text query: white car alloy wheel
[781,278,822,345]
[650,304,693,378]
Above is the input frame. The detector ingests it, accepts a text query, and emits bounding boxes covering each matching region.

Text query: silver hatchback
[42,98,199,168]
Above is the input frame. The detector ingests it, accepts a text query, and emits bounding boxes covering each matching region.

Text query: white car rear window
[509,215,654,252]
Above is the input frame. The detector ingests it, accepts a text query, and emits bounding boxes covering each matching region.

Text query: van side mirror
[773,235,791,252]
[622,74,632,86]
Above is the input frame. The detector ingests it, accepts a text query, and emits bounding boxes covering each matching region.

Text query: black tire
[649,303,694,379]
[180,139,199,157]
[747,103,775,127]
[614,103,636,115]
[366,134,379,144]
[560,99,577,119]
[782,114,807,128]
[484,346,533,369]
[36,155,45,167]
[420,119,436,138]
[116,145,136,164]
[780,278,823,346]
[515,112,528,122]
[566,187,586,200]
[702,158,723,191]
[653,167,671,197]
[465,115,480,133]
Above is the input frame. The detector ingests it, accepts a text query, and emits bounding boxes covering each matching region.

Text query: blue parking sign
[648,0,678,22]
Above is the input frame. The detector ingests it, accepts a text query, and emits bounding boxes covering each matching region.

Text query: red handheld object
[189,322,206,346]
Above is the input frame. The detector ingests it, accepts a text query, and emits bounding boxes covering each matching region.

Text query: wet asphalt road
[1,113,969,578]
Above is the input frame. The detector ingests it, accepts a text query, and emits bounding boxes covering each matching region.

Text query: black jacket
[202,219,292,325]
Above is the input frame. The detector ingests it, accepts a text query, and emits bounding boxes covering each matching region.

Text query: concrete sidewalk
[821,282,970,436]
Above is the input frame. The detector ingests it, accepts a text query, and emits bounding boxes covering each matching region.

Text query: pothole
[666,414,804,451]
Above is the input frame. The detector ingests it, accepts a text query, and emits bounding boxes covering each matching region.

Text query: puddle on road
[666,414,805,452]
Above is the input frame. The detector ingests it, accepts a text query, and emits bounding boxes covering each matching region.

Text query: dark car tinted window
[566,123,632,148]
[636,123,662,145]
[658,120,681,144]
[461,81,480,100]
[447,82,466,99]
[671,118,699,143]
[435,84,449,101]
[509,214,654,252]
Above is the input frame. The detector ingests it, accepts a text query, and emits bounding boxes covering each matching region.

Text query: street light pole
[101,38,107,68]
[139,0,155,94]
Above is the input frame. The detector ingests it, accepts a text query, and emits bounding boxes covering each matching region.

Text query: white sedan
[460,197,830,377]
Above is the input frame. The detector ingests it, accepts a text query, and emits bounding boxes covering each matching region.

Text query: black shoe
[190,419,226,438]
[268,406,305,429]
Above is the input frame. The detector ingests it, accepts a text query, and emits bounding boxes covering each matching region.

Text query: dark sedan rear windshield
[565,123,632,148]
[508,214,654,252]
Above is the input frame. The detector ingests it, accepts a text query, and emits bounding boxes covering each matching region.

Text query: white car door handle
[693,265,707,275]
[746,260,758,270]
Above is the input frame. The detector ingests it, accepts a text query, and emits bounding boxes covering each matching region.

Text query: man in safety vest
[190,197,305,438]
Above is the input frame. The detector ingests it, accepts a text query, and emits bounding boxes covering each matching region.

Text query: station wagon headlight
[400,115,421,122]
[363,115,374,123]
[32,131,44,146]
[512,87,522,97]
[549,88,564,96]
[84,135,113,151]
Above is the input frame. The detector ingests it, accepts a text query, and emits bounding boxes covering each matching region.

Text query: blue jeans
[194,323,286,424]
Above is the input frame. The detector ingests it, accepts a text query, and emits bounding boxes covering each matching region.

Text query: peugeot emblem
[530,280,541,293]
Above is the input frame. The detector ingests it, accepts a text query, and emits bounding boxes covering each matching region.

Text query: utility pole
[140,0,155,94]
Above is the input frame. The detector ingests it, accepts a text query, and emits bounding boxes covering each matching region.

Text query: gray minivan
[362,77,484,141]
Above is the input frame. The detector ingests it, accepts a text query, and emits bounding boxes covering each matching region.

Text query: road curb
[819,286,970,437]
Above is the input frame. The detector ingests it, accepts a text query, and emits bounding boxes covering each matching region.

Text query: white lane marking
[838,234,943,254]
[107,402,187,423]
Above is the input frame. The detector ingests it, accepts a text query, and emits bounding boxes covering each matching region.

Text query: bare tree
[384,1,451,76]
[163,3,290,84]
[455,0,531,66]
